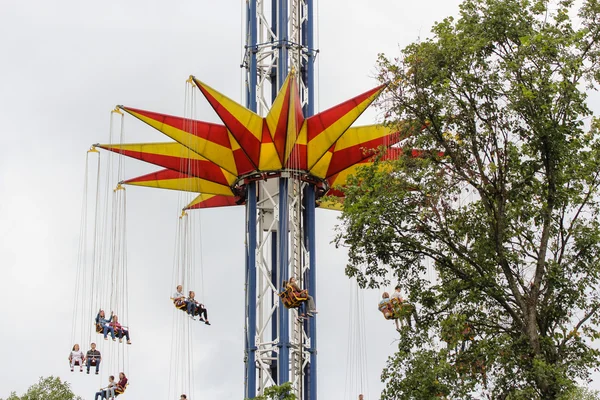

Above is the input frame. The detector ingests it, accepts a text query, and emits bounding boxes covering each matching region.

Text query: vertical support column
[270,0,278,102]
[277,0,288,88]
[277,177,290,385]
[245,2,258,397]
[270,232,279,382]
[275,0,289,389]
[305,185,317,400]
[246,182,258,399]
[306,0,315,117]
[248,0,258,112]
[304,2,316,398]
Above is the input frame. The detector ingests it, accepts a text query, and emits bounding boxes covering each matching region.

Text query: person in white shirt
[391,285,403,301]
[172,285,187,309]
[94,375,116,400]
[68,344,85,372]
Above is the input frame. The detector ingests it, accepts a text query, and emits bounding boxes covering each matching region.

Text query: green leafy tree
[335,0,600,398]
[1,376,82,400]
[246,382,296,400]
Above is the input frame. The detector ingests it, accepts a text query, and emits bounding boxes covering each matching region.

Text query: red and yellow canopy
[98,72,414,210]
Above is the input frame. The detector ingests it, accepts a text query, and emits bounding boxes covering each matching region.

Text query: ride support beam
[246,182,258,399]
[304,3,316,398]
[306,0,315,117]
[277,177,290,385]
[248,0,258,112]
[278,0,288,89]
[306,185,317,400]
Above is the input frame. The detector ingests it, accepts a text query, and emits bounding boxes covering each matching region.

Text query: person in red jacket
[115,372,128,395]
[110,315,132,345]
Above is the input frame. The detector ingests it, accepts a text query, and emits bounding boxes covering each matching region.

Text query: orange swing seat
[278,284,308,309]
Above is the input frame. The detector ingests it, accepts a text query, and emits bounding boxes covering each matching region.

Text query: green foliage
[0,376,82,400]
[336,0,600,399]
[561,386,600,400]
[246,382,296,400]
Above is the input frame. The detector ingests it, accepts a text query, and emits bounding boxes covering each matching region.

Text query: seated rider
[115,372,128,395]
[391,285,403,302]
[94,375,116,400]
[172,285,187,309]
[390,286,404,330]
[288,277,317,318]
[187,291,211,325]
[96,310,116,341]
[378,292,394,320]
[69,344,85,372]
[86,342,102,375]
[110,315,132,345]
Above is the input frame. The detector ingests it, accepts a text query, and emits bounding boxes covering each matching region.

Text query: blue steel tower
[242,1,317,398]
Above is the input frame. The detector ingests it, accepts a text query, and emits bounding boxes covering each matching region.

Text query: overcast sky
[5,0,575,399]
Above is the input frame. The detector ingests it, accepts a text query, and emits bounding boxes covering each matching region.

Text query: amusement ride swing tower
[242,0,318,398]
[96,1,407,399]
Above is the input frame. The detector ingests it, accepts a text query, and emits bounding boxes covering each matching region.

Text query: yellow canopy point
[114,183,126,192]
[88,146,99,154]
[112,106,124,115]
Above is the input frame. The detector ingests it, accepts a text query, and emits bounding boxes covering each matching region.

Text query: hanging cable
[93,109,132,388]
[70,107,132,391]
[71,147,102,355]
[167,78,211,399]
[344,279,370,399]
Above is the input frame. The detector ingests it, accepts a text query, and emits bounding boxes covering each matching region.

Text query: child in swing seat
[68,344,85,372]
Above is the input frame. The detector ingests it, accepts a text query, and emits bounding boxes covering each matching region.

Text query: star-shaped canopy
[97,72,415,210]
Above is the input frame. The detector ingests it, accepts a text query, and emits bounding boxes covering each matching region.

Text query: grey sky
[2,0,558,398]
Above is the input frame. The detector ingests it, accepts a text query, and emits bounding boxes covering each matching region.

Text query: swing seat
[173,299,187,310]
[89,358,99,366]
[95,323,103,334]
[382,310,395,320]
[115,382,128,396]
[279,284,308,309]
[379,300,395,320]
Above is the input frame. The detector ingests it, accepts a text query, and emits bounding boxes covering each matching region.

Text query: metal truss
[245,174,315,400]
[243,1,317,399]
[242,0,315,115]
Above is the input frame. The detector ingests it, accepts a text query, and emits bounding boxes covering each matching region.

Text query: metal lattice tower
[242,1,317,399]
